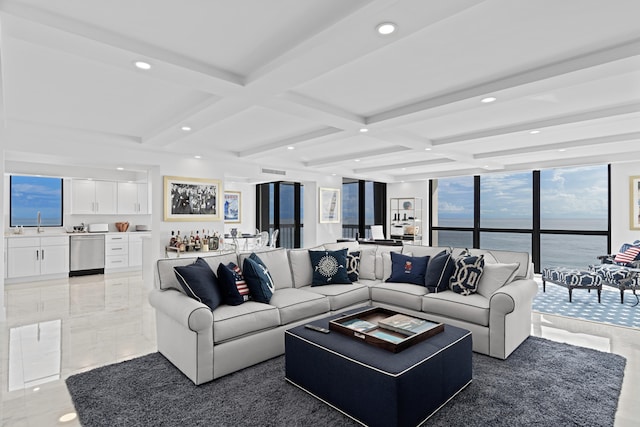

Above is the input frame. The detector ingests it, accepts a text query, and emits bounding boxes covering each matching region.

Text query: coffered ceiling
[1,0,639,182]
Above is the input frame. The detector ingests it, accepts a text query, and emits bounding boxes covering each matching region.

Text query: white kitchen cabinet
[6,236,69,279]
[117,182,149,214]
[128,233,150,267]
[105,234,129,269]
[71,179,117,214]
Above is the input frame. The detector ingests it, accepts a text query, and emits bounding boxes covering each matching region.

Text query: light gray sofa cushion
[239,248,292,290]
[301,283,370,311]
[156,252,238,292]
[213,302,280,343]
[358,247,377,280]
[268,288,330,325]
[476,263,520,298]
[287,246,325,288]
[422,291,490,326]
[402,244,450,258]
[323,241,360,252]
[374,246,403,279]
[370,282,429,312]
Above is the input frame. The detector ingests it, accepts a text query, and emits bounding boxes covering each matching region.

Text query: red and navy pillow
[613,244,640,266]
[386,252,429,286]
[217,262,250,305]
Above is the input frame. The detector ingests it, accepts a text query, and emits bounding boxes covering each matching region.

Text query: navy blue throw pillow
[174,258,222,310]
[425,250,456,292]
[449,254,485,296]
[309,249,351,286]
[386,252,429,286]
[243,255,275,303]
[217,262,250,306]
[346,251,360,282]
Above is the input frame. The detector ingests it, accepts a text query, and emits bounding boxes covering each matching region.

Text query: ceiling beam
[474,131,640,159]
[353,157,455,173]
[367,38,640,126]
[304,146,411,167]
[434,102,640,146]
[237,127,342,157]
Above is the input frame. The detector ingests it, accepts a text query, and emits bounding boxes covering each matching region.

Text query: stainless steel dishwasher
[69,234,105,276]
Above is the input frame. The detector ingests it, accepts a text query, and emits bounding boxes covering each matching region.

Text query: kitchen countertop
[4,231,152,238]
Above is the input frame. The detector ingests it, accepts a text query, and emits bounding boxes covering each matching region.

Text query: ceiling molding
[433,102,640,146]
[237,127,342,157]
[367,38,640,126]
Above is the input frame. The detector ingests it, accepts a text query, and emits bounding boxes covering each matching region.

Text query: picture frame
[224,191,241,223]
[630,175,640,230]
[319,187,340,223]
[163,176,221,222]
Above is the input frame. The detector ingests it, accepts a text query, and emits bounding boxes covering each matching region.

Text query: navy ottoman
[542,267,603,303]
[285,311,472,427]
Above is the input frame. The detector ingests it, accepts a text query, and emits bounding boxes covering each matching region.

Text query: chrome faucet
[37,211,43,233]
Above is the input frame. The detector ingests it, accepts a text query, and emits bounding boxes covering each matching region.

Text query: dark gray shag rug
[66,337,625,427]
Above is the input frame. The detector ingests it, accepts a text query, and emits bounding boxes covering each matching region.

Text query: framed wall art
[224,191,241,223]
[630,175,640,230]
[163,176,221,222]
[319,187,340,223]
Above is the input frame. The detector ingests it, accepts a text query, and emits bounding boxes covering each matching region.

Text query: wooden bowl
[115,222,129,232]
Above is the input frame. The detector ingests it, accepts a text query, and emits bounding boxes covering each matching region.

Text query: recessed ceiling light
[376,22,397,35]
[331,173,337,176]
[424,148,432,151]
[134,61,151,70]
[530,130,541,134]
[354,159,361,162]
[359,128,369,133]
[116,167,124,171]
[181,126,191,132]
[194,155,201,159]
[481,97,496,103]
[401,168,406,171]
[33,387,40,392]
[558,148,566,152]
[484,165,490,169]
[287,146,295,150]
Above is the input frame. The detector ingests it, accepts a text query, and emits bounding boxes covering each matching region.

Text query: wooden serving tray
[329,307,444,353]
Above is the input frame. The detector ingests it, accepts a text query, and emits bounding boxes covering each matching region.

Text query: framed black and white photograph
[319,187,340,223]
[224,191,241,223]
[164,176,221,221]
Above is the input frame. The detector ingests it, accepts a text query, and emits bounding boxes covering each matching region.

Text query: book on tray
[369,329,404,343]
[378,314,440,336]
[340,318,378,333]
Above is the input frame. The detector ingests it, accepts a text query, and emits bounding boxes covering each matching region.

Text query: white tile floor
[0,271,638,426]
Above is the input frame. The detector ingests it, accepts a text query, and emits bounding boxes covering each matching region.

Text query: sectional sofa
[149,242,537,385]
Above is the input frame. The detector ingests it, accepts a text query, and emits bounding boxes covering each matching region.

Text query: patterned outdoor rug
[533,280,639,328]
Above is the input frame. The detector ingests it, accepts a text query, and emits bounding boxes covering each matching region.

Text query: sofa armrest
[489,278,538,314]
[149,289,213,332]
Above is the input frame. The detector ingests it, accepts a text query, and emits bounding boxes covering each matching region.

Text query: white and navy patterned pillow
[309,249,352,286]
[346,251,360,282]
[450,252,485,296]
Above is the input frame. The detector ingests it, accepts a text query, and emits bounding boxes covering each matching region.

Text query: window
[430,165,610,272]
[10,175,63,227]
[341,179,386,239]
[256,182,303,248]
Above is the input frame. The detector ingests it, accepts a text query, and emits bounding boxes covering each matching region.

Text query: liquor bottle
[170,230,176,247]
[175,231,182,246]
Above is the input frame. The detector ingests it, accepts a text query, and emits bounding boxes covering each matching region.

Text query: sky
[437,165,608,221]
[10,176,63,226]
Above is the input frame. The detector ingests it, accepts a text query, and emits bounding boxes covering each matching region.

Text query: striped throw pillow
[614,246,640,265]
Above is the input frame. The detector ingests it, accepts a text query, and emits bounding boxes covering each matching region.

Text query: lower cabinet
[105,233,150,270]
[6,236,69,280]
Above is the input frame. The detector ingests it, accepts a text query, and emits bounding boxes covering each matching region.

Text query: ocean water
[434,218,608,270]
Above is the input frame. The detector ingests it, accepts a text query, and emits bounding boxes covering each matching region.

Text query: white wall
[387,181,430,243]
[611,162,640,249]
